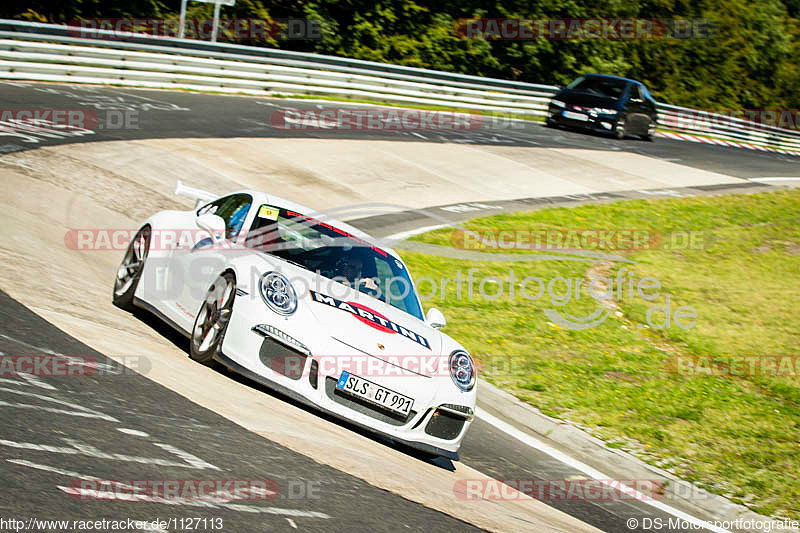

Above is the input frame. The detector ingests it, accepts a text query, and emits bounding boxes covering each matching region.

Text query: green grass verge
[401,189,800,519]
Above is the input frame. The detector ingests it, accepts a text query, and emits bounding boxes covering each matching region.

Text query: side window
[197,194,252,240]
[197,197,225,217]
[633,84,644,100]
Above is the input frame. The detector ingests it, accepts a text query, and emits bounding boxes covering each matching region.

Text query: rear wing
[174,180,216,208]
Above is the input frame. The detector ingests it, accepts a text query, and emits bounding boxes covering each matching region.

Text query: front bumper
[218,292,476,459]
[548,106,619,133]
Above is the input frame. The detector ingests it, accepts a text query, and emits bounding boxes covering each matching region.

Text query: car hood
[306,289,443,358]
[556,90,621,110]
[259,257,445,374]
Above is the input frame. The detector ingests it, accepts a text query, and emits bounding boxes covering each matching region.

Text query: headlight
[594,108,618,115]
[258,272,297,316]
[449,350,476,392]
[551,99,566,108]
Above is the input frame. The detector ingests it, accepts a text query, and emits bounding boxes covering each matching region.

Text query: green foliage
[3,0,798,109]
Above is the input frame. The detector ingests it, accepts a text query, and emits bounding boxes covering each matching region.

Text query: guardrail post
[211,0,221,43]
[179,0,187,39]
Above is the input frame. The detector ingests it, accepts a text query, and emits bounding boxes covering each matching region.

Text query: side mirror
[426,307,447,330]
[196,213,226,241]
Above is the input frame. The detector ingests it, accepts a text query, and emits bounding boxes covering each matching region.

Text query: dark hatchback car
[546,74,658,140]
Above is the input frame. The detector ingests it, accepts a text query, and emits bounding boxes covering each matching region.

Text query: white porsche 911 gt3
[113,184,476,459]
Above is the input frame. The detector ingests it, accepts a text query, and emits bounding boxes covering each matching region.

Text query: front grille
[424,409,466,440]
[258,337,307,381]
[325,377,416,426]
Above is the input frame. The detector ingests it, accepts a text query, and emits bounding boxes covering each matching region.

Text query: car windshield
[245,205,424,320]
[566,76,627,99]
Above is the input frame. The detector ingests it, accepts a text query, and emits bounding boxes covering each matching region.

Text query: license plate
[563,110,588,121]
[336,371,414,416]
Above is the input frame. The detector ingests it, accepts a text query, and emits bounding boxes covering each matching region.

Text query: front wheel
[190,272,236,366]
[643,119,657,141]
[113,226,151,311]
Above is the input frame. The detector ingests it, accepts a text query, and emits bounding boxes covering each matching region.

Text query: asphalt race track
[1,81,798,533]
[0,81,797,180]
[0,290,483,533]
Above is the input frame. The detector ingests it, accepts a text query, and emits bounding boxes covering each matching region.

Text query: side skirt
[133,296,191,339]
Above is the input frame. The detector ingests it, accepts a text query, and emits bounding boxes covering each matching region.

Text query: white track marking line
[749,177,800,182]
[12,458,324,519]
[0,400,115,420]
[0,373,57,390]
[0,386,117,421]
[475,408,732,533]
[117,428,150,437]
[7,459,135,490]
[385,224,449,241]
[0,437,217,470]
[0,333,59,354]
[151,443,220,470]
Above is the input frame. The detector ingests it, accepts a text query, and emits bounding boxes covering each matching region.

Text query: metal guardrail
[1,19,798,152]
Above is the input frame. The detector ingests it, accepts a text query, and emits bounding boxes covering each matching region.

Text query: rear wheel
[113,226,151,311]
[190,272,236,366]
[614,116,628,139]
